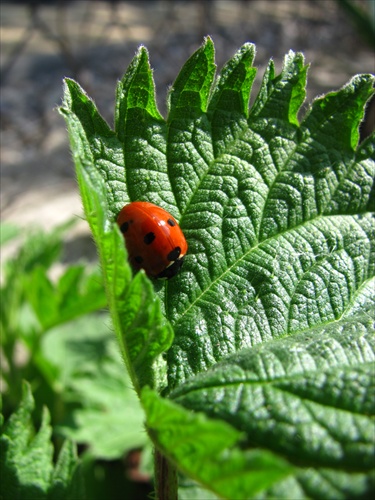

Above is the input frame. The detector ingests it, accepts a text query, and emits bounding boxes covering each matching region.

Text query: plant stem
[154,448,178,500]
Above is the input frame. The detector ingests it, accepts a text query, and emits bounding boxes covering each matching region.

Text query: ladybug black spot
[120,221,130,233]
[167,218,176,227]
[156,256,185,279]
[134,255,143,264]
[144,232,155,245]
[167,246,181,262]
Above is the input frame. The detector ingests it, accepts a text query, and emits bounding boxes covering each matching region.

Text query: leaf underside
[61,37,375,499]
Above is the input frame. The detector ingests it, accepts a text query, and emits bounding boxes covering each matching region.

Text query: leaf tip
[202,35,215,56]
[135,44,150,62]
[21,380,34,408]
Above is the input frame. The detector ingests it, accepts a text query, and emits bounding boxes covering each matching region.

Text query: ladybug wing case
[117,202,188,279]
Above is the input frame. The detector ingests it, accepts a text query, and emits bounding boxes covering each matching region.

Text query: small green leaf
[59,369,147,460]
[142,387,292,499]
[48,441,85,500]
[1,221,73,281]
[25,267,57,328]
[121,272,174,389]
[45,315,147,459]
[25,264,107,330]
[0,382,83,500]
[1,382,52,500]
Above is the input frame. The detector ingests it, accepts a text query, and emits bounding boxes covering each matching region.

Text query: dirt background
[1,0,374,260]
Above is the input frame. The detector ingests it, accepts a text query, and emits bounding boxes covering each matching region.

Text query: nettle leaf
[25,264,107,330]
[0,382,84,500]
[61,37,375,498]
[43,315,147,460]
[1,220,77,343]
[170,325,374,494]
[60,77,173,393]
[142,387,292,499]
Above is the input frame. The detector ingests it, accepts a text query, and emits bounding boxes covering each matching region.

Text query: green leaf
[0,382,83,500]
[25,264,107,330]
[61,39,375,498]
[250,51,307,125]
[142,387,293,499]
[169,37,216,117]
[48,441,85,500]
[120,272,174,389]
[43,315,147,460]
[166,58,375,387]
[1,221,76,340]
[115,45,174,212]
[178,478,219,500]
[171,324,374,467]
[40,314,112,388]
[167,37,216,213]
[61,76,174,393]
[60,78,127,224]
[2,220,74,278]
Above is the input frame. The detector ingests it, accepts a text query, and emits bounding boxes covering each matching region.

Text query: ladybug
[117,201,188,279]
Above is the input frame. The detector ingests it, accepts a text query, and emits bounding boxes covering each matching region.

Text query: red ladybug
[117,201,188,279]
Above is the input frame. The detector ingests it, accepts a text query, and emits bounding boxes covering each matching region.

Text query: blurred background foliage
[1,1,374,498]
[0,221,153,496]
